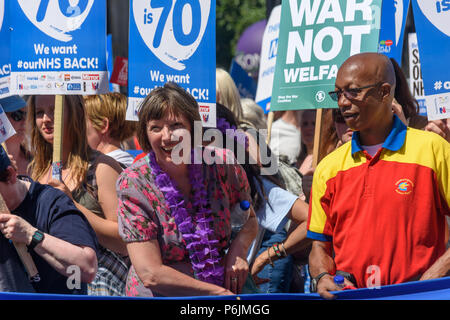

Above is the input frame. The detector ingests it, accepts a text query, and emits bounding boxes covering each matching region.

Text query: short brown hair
[136,82,201,153]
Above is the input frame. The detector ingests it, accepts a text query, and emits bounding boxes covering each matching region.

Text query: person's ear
[379,83,392,100]
[6,166,17,185]
[100,118,109,135]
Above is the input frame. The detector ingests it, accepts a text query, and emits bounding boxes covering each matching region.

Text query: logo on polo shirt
[395,178,414,195]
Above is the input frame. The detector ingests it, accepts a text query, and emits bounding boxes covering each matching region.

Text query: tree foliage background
[216,0,266,70]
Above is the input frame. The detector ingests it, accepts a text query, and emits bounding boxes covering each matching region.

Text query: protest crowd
[0,2,450,301]
[0,54,449,299]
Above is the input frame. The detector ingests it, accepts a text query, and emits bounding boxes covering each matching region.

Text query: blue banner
[378,0,410,66]
[10,0,108,95]
[229,59,257,101]
[412,0,450,120]
[127,0,216,127]
[0,0,10,97]
[1,276,450,300]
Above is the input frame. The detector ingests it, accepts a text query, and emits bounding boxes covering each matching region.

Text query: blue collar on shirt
[351,114,407,156]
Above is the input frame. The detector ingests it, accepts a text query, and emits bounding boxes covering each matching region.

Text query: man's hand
[317,274,356,300]
[0,213,36,245]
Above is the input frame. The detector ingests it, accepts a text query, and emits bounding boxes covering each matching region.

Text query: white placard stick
[52,95,64,180]
[0,186,39,281]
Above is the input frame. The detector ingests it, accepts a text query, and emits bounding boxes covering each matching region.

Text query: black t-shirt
[0,177,98,294]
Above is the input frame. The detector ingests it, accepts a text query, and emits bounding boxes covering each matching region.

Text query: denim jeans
[255,229,293,293]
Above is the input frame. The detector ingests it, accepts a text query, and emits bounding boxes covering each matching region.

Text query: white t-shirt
[246,177,298,264]
[106,149,135,167]
[269,119,302,165]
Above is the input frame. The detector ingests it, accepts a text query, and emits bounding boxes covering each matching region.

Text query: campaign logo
[394,0,404,45]
[202,113,209,123]
[17,0,94,42]
[417,0,450,37]
[91,82,99,90]
[132,0,211,70]
[434,95,450,114]
[379,39,393,53]
[82,73,100,80]
[395,178,414,195]
[67,82,81,90]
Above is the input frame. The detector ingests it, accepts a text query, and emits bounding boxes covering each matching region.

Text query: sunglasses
[7,109,27,122]
[328,82,382,102]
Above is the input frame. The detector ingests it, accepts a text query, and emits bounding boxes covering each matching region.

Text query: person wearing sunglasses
[307,53,450,299]
[0,95,32,176]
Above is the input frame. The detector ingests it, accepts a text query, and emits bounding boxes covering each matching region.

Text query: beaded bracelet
[272,243,282,258]
[267,247,274,267]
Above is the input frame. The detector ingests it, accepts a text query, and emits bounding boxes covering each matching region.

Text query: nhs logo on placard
[133,0,211,71]
[417,0,450,36]
[17,0,94,42]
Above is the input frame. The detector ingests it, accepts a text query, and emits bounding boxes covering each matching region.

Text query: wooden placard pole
[266,111,275,145]
[52,95,64,181]
[0,143,39,281]
[312,108,324,169]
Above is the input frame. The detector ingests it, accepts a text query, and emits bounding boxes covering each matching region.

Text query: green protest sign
[270,0,382,111]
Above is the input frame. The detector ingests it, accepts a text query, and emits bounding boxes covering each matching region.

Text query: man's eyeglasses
[328,82,381,102]
[7,109,27,122]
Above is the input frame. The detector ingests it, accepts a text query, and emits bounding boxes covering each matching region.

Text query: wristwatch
[310,272,330,293]
[28,230,44,251]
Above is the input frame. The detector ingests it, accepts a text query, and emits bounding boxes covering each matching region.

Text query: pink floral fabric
[116,148,251,296]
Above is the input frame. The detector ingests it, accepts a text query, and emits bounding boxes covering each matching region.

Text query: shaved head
[338,53,396,91]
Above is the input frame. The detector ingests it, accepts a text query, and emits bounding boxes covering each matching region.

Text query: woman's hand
[425,119,450,142]
[224,244,249,294]
[250,249,271,286]
[47,179,73,200]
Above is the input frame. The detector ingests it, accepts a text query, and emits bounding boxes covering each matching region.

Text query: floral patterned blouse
[117,147,251,296]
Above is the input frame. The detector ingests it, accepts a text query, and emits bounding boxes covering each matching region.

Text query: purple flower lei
[216,117,249,149]
[148,150,224,286]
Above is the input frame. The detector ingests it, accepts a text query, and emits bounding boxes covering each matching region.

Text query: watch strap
[28,230,44,251]
[311,271,330,292]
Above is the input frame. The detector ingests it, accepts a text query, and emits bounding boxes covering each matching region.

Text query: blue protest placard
[412,0,450,120]
[0,0,10,97]
[127,0,216,127]
[378,0,410,66]
[255,4,281,114]
[10,0,108,95]
[229,59,257,101]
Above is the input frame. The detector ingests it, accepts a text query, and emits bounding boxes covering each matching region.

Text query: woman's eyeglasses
[7,110,27,122]
[328,82,382,102]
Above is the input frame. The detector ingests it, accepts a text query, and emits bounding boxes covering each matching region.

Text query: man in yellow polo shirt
[307,53,450,299]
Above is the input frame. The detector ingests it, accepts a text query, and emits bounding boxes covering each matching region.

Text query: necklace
[148,150,224,286]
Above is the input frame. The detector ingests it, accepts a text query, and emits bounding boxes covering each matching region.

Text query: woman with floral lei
[117,82,258,296]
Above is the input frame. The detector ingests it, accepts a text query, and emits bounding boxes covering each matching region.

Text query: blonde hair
[216,68,243,123]
[27,95,90,188]
[83,92,136,142]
